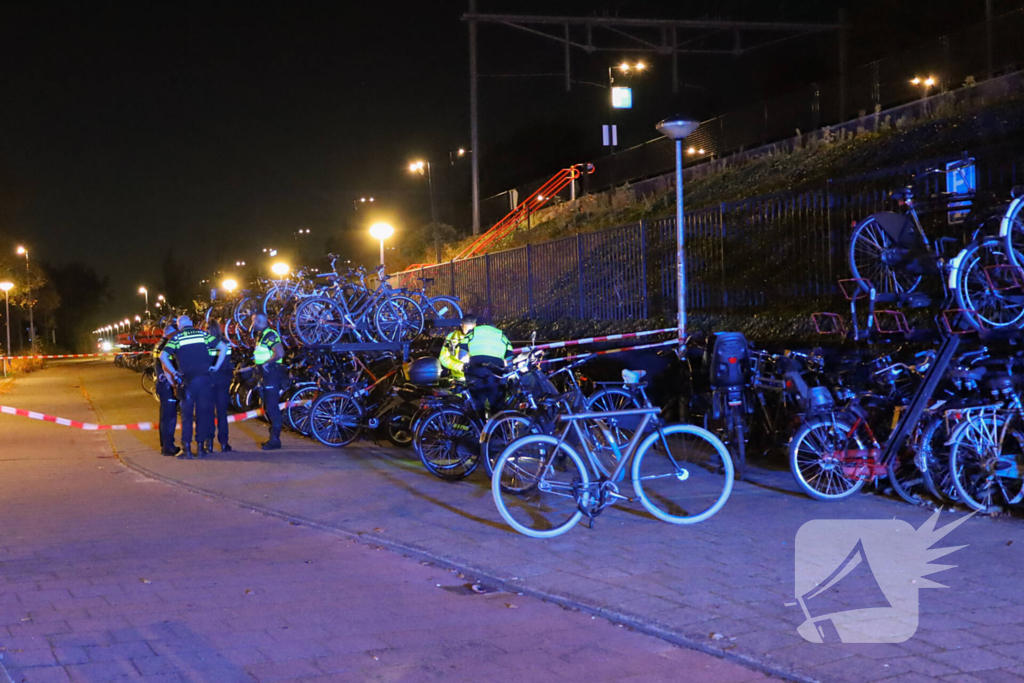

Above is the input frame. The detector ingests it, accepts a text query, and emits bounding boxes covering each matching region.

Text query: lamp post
[409,160,441,263]
[369,223,395,268]
[0,281,13,377]
[16,246,34,347]
[138,286,149,313]
[656,116,701,350]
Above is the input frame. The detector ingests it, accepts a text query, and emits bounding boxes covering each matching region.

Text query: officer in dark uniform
[160,315,227,459]
[205,320,233,453]
[460,318,513,417]
[251,313,285,450]
[154,324,180,456]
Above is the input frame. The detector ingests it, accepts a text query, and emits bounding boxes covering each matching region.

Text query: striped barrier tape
[513,327,676,353]
[540,338,679,364]
[0,401,298,431]
[1,352,149,360]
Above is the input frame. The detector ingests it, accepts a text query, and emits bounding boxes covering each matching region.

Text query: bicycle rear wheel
[949,413,1024,512]
[427,296,463,321]
[481,411,536,478]
[789,416,866,501]
[954,237,1024,331]
[632,424,733,524]
[374,295,425,342]
[492,435,590,538]
[416,407,480,480]
[309,391,364,447]
[848,213,924,296]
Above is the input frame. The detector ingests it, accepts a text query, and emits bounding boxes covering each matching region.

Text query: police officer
[154,324,180,456]
[460,318,513,417]
[160,315,227,459]
[439,315,474,382]
[251,313,285,450]
[205,320,233,453]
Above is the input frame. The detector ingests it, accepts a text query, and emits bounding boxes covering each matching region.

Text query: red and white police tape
[540,338,679,364]
[1,352,147,360]
[0,401,297,431]
[513,327,675,353]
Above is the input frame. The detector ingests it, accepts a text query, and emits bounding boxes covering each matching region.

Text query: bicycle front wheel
[286,385,320,436]
[632,424,733,524]
[492,435,590,538]
[416,407,480,480]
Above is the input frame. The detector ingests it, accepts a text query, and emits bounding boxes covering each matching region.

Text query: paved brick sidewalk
[0,362,769,683]
[12,360,1024,682]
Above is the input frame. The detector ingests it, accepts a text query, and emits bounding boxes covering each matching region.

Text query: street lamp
[409,160,441,263]
[271,262,290,276]
[0,281,13,377]
[369,223,395,267]
[222,278,238,293]
[138,286,149,312]
[656,115,701,349]
[15,246,34,347]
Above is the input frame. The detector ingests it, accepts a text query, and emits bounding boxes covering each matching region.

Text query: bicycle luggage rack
[838,278,872,301]
[811,312,847,335]
[940,309,981,335]
[873,310,912,335]
[982,264,1024,291]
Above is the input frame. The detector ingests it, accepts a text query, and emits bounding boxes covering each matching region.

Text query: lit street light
[271,262,290,277]
[235,260,246,267]
[409,160,442,263]
[222,278,238,293]
[15,246,34,347]
[656,115,701,350]
[0,281,13,377]
[369,222,395,267]
[138,286,149,312]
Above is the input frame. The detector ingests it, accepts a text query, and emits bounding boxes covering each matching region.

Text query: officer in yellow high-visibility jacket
[439,316,475,382]
[252,314,285,451]
[460,318,513,416]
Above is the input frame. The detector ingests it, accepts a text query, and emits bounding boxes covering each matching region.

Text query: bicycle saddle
[622,369,646,385]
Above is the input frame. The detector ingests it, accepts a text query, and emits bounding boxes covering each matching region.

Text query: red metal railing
[403,167,582,271]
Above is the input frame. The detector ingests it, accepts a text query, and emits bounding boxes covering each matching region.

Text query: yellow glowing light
[222,278,238,292]
[635,62,646,70]
[0,281,13,292]
[134,315,141,322]
[409,161,425,172]
[698,148,705,154]
[910,77,921,85]
[138,286,147,294]
[924,77,935,86]
[687,147,696,155]
[619,62,630,72]
[271,262,290,276]
[458,148,466,156]
[370,222,395,240]
[16,246,26,255]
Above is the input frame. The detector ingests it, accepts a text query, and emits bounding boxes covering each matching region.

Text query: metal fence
[492,9,1024,203]
[397,150,1024,323]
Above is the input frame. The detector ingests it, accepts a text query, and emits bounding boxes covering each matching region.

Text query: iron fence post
[577,234,585,319]
[639,220,649,319]
[450,260,456,298]
[526,244,534,318]
[485,253,492,317]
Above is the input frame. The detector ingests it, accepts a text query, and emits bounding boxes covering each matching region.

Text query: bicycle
[491,404,733,538]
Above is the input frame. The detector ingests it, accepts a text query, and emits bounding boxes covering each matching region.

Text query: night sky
[0,0,1005,320]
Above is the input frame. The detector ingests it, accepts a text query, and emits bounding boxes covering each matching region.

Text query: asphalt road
[0,360,769,683]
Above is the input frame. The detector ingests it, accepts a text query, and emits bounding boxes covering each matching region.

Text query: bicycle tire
[732,417,747,482]
[293,297,346,346]
[919,416,960,503]
[416,407,481,480]
[848,213,924,296]
[886,452,927,506]
[285,385,320,436]
[427,296,463,321]
[949,412,1024,512]
[373,295,425,343]
[309,391,364,447]
[789,415,867,501]
[480,411,535,478]
[141,368,156,396]
[1000,194,1024,268]
[632,423,733,524]
[491,434,590,538]
[953,237,1024,331]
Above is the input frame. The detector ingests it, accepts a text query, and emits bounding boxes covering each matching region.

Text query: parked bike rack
[982,263,1024,291]
[940,309,982,335]
[874,310,913,335]
[811,312,847,335]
